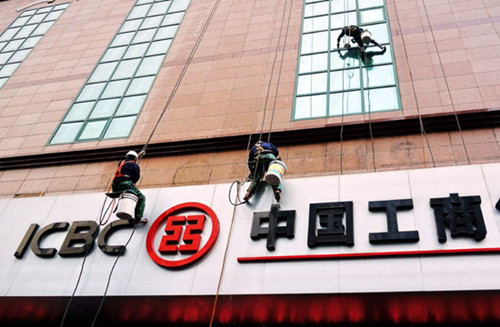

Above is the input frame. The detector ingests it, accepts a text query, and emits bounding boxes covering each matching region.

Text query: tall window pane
[294,0,400,120]
[50,0,191,144]
[0,2,68,89]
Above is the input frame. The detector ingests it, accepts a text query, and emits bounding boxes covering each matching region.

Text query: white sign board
[0,163,499,297]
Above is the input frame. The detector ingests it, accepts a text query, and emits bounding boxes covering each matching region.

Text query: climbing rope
[90,225,137,327]
[420,0,470,165]
[392,0,437,168]
[210,1,292,325]
[62,0,228,324]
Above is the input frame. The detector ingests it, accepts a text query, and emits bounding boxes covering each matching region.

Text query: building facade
[0,0,499,325]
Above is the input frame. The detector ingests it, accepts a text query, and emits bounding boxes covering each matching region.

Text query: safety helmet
[126,150,138,159]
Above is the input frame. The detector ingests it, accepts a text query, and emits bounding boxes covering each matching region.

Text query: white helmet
[126,150,138,159]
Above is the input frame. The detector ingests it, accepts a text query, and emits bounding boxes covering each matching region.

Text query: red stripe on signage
[238,247,500,263]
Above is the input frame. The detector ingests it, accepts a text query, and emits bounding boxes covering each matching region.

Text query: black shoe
[274,190,281,202]
[243,191,253,202]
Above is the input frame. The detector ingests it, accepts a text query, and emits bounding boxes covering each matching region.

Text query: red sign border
[146,202,219,268]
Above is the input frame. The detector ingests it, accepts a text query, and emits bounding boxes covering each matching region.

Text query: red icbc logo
[146,202,219,268]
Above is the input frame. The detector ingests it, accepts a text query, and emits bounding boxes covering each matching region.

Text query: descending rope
[139,0,223,156]
[258,0,291,142]
[211,1,293,325]
[90,226,137,327]
[62,0,227,324]
[392,0,437,168]
[420,0,470,165]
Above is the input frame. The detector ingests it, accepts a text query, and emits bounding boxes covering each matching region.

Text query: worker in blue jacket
[112,150,147,224]
[244,141,282,202]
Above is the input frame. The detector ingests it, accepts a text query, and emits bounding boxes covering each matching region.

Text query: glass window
[0,42,6,52]
[9,49,31,62]
[299,53,328,74]
[0,63,20,77]
[330,69,360,91]
[169,0,190,12]
[293,0,400,120]
[64,102,94,122]
[0,78,7,88]
[331,0,356,12]
[51,122,83,144]
[136,55,164,76]
[162,12,184,25]
[27,13,48,25]
[128,4,152,19]
[120,19,143,33]
[102,46,127,62]
[0,53,12,65]
[303,16,329,33]
[104,116,136,139]
[294,94,327,119]
[20,36,42,49]
[112,59,141,79]
[124,43,149,59]
[88,62,119,83]
[360,8,385,24]
[301,31,328,54]
[330,12,357,29]
[116,95,146,116]
[304,1,329,17]
[132,28,156,43]
[150,2,171,16]
[90,99,120,118]
[146,39,171,55]
[364,87,398,112]
[77,83,106,101]
[20,9,36,17]
[32,21,55,35]
[297,73,327,95]
[50,0,191,144]
[0,28,21,42]
[155,26,177,39]
[359,0,384,9]
[79,120,108,140]
[4,39,24,52]
[141,16,163,29]
[45,10,64,21]
[126,76,155,95]
[12,17,30,27]
[362,64,395,88]
[111,32,135,46]
[15,25,37,39]
[330,90,362,115]
[102,80,130,98]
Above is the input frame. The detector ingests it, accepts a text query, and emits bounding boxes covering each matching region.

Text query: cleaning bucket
[361,30,372,44]
[116,192,138,220]
[264,160,287,187]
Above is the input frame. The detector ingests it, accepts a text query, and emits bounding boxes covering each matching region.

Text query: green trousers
[247,153,282,194]
[112,180,146,220]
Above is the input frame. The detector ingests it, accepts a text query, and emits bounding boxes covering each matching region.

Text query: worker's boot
[274,190,281,202]
[243,191,253,202]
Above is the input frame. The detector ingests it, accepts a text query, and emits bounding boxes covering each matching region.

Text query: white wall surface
[0,163,499,297]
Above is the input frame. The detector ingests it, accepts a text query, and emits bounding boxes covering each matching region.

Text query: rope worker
[244,141,282,202]
[336,25,386,59]
[112,150,147,225]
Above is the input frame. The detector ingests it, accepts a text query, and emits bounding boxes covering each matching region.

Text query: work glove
[138,150,146,158]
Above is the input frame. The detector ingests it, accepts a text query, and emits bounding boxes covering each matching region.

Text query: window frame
[49,0,191,145]
[293,0,402,121]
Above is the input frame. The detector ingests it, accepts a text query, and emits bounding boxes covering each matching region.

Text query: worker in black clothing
[244,141,282,202]
[112,150,147,224]
[337,25,385,59]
